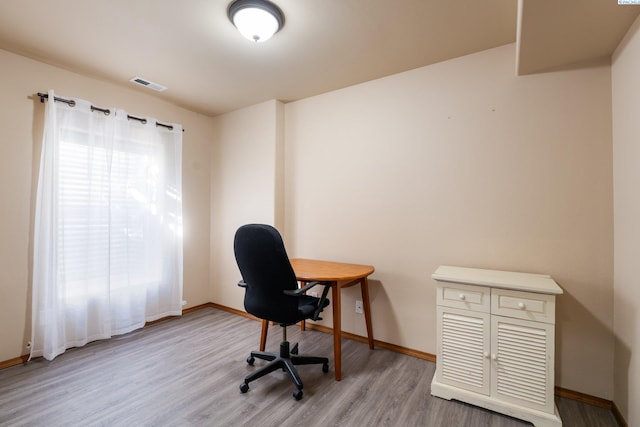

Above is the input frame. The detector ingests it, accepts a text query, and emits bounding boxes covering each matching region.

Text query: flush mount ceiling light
[228,0,284,43]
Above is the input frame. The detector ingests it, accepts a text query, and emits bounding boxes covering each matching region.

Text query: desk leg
[259,319,269,352]
[331,281,342,381]
[299,280,306,332]
[361,277,374,349]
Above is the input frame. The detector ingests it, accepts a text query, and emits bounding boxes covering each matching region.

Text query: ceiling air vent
[129,76,167,92]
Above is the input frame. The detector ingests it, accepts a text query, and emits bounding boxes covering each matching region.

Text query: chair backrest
[234,224,301,324]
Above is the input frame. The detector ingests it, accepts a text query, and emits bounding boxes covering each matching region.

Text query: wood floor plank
[0,308,619,427]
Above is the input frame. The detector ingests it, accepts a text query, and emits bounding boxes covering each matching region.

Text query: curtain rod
[36,92,183,132]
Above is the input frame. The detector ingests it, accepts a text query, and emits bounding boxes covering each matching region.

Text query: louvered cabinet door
[490,315,555,414]
[436,306,491,395]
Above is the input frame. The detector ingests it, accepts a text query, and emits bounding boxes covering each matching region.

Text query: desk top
[291,258,375,282]
[432,265,563,295]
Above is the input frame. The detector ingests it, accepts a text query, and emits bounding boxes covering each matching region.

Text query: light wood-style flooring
[0,308,619,426]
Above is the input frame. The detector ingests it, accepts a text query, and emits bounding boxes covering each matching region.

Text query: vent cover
[129,76,167,92]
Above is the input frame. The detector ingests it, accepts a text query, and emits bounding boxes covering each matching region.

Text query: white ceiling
[0,0,638,116]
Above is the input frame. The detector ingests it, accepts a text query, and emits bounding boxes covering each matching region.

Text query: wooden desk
[259,258,375,381]
[260,258,375,381]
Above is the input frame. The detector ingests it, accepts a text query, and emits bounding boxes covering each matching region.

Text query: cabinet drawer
[491,288,555,323]
[437,283,490,313]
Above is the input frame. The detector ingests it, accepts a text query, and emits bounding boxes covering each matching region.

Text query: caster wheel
[240,383,249,393]
[246,356,255,365]
[293,389,303,400]
[322,363,329,373]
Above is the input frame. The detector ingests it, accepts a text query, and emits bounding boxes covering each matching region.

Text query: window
[30,91,183,361]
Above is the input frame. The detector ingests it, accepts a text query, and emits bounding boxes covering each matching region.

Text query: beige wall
[1,38,623,406]
[0,48,213,362]
[209,100,285,309]
[612,14,640,426]
[283,44,614,399]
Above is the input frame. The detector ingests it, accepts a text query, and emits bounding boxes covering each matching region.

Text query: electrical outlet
[181,300,187,306]
[26,341,31,349]
[355,300,363,314]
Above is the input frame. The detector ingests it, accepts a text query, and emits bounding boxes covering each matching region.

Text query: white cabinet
[431,266,563,427]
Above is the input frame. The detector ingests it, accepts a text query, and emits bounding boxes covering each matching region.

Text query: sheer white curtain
[30,90,183,361]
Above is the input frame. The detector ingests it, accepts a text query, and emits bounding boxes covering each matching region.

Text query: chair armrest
[237,280,247,288]
[284,281,331,321]
[283,281,326,296]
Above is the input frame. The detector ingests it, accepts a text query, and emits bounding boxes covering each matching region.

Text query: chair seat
[297,295,330,322]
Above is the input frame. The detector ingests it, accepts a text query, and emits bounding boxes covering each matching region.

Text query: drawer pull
[491,354,498,361]
[459,293,466,300]
[518,302,526,310]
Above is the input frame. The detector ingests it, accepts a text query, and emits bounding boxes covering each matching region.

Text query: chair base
[240,341,329,400]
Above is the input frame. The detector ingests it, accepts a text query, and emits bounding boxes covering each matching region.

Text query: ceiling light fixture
[228,0,284,43]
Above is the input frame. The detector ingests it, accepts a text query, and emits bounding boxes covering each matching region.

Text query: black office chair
[234,224,331,400]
